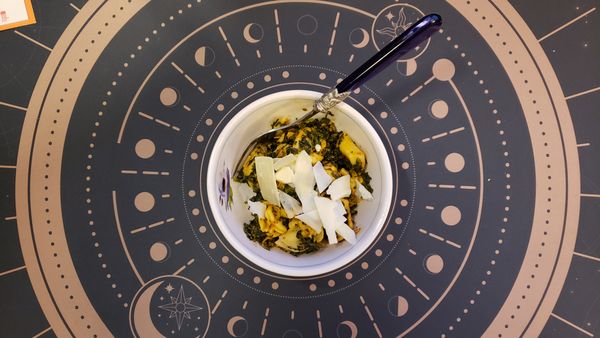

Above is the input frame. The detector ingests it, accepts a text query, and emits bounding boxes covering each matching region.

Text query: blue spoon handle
[336,13,442,93]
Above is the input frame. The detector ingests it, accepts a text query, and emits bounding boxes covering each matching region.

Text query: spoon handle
[335,13,442,93]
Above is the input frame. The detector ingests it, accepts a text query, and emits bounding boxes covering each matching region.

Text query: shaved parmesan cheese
[296,210,323,232]
[356,180,373,200]
[279,190,303,218]
[273,154,297,171]
[313,161,333,193]
[298,190,318,214]
[335,222,357,244]
[327,175,351,200]
[247,200,266,219]
[314,196,357,245]
[275,166,295,185]
[231,181,256,205]
[334,200,347,217]
[293,151,315,196]
[255,156,280,206]
[315,144,322,152]
[314,197,339,245]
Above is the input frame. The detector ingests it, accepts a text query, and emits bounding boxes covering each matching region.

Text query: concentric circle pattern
[4,0,590,337]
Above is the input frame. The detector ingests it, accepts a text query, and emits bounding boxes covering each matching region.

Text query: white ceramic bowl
[207,90,393,277]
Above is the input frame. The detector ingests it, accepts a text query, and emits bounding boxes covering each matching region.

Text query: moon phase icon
[243,23,264,43]
[337,321,359,338]
[227,316,248,337]
[387,295,409,317]
[396,59,418,76]
[131,282,165,338]
[130,275,211,338]
[195,46,216,67]
[349,28,370,49]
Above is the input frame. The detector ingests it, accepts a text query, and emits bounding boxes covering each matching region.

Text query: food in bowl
[233,116,374,256]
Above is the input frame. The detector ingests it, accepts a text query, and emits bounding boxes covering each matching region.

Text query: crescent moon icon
[131,282,165,338]
[350,28,370,49]
[227,316,248,337]
[243,23,263,44]
[337,320,358,338]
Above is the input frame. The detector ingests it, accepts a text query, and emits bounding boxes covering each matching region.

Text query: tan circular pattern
[432,58,456,81]
[159,87,178,106]
[134,192,155,212]
[441,206,461,226]
[445,153,466,173]
[134,139,155,159]
[425,254,444,274]
[430,100,449,119]
[149,242,168,262]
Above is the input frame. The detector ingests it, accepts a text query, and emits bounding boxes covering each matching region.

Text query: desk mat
[0,1,599,337]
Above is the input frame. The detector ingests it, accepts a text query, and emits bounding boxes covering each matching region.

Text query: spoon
[234,13,442,175]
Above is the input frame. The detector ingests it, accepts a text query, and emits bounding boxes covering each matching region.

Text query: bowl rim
[206,89,393,277]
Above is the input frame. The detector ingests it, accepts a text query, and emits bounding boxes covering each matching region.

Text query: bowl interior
[207,90,392,277]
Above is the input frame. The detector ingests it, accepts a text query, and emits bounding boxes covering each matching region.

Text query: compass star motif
[158,285,203,330]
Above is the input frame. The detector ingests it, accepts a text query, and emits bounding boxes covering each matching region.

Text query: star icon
[385,11,395,21]
[165,283,175,293]
[159,286,203,330]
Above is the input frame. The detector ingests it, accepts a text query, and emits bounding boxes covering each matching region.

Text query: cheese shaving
[279,190,303,218]
[247,200,266,219]
[296,210,323,232]
[313,161,333,193]
[293,150,315,196]
[273,154,297,171]
[254,156,280,206]
[327,175,351,200]
[275,166,294,185]
[356,180,374,200]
